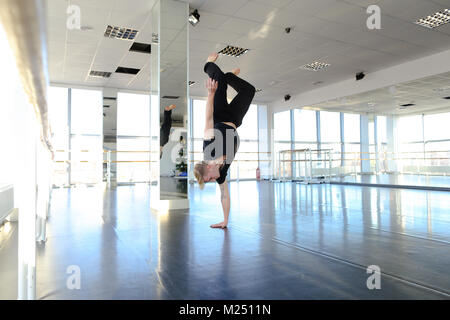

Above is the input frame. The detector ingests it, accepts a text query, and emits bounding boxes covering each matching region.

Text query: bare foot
[231,68,240,76]
[165,104,176,111]
[210,221,227,229]
[207,52,218,63]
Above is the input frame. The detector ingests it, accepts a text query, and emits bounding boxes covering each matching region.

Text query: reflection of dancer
[160,104,176,158]
[194,52,255,229]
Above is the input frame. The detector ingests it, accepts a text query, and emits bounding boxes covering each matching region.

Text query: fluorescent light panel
[104,25,138,40]
[415,9,450,28]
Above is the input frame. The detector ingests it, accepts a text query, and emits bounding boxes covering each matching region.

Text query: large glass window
[398,115,423,143]
[320,111,341,156]
[48,86,69,186]
[117,92,151,183]
[344,113,360,169]
[117,93,150,136]
[274,111,291,142]
[344,114,360,143]
[192,99,206,169]
[424,112,450,168]
[377,116,387,144]
[294,109,316,142]
[320,111,340,143]
[231,104,258,179]
[70,88,103,184]
[274,111,291,178]
[70,89,103,135]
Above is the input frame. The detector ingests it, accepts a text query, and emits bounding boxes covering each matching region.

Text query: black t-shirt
[203,122,239,184]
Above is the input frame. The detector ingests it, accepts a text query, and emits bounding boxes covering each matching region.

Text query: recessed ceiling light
[415,9,450,29]
[104,25,138,40]
[301,61,330,71]
[89,70,112,78]
[218,45,249,57]
[129,42,151,54]
[115,67,140,75]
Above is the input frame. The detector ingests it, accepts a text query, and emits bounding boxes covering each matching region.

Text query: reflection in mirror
[158,0,188,200]
[102,89,117,186]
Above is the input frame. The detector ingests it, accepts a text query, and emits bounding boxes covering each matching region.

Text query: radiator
[0,184,14,223]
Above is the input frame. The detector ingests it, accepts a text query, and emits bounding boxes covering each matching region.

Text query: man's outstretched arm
[210,182,230,228]
[204,78,217,140]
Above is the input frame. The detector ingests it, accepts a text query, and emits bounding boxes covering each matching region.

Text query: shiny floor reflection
[331,173,450,189]
[1,181,449,299]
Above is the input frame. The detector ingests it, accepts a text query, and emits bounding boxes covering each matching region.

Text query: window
[274,111,291,178]
[117,92,151,183]
[231,105,258,179]
[70,89,103,135]
[320,111,340,143]
[117,137,151,183]
[343,113,360,169]
[398,115,423,143]
[274,111,291,142]
[377,116,387,144]
[424,112,450,141]
[344,114,360,143]
[193,99,206,139]
[117,92,150,136]
[48,86,69,185]
[70,89,103,184]
[294,109,316,142]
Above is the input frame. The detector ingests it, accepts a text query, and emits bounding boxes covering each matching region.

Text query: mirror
[102,89,118,185]
[158,0,188,200]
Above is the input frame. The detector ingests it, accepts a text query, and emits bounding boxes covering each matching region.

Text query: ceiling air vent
[415,9,450,29]
[103,97,117,101]
[104,25,138,40]
[400,103,415,107]
[162,96,179,99]
[89,70,112,78]
[218,45,249,57]
[301,61,330,71]
[188,81,196,86]
[115,67,140,75]
[129,42,151,54]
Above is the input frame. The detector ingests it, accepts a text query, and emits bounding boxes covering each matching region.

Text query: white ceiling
[46,0,450,111]
[308,71,450,115]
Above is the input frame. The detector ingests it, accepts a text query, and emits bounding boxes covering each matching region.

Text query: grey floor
[0,181,449,299]
[331,173,450,189]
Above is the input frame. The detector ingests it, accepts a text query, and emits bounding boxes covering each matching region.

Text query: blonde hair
[194,161,207,190]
